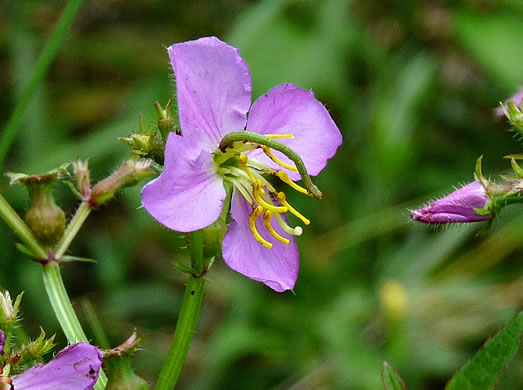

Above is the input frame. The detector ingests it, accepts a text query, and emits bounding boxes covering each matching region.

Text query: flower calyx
[6,165,69,246]
[104,332,149,390]
[498,90,523,135]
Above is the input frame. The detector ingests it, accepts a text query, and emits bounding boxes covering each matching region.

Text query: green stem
[155,231,206,390]
[0,0,84,171]
[43,262,107,389]
[54,201,91,259]
[0,193,47,259]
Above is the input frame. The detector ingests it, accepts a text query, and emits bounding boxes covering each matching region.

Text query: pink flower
[141,37,342,291]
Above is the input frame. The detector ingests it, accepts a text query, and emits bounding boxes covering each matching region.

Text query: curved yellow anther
[239,154,256,182]
[261,146,298,172]
[265,133,295,139]
[253,180,287,213]
[263,211,290,245]
[277,192,310,225]
[249,206,272,248]
[276,171,309,196]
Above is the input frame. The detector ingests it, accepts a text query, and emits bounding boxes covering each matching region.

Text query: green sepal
[173,262,201,278]
[509,158,523,178]
[15,328,56,368]
[60,255,97,263]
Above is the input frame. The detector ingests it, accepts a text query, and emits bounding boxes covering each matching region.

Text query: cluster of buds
[118,101,179,164]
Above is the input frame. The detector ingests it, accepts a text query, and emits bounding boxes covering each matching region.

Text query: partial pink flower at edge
[11,343,102,390]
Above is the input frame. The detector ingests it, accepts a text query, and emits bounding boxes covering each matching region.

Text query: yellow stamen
[277,192,310,225]
[263,211,290,245]
[239,154,256,182]
[274,213,303,236]
[265,134,295,139]
[253,180,287,213]
[276,171,309,196]
[249,206,272,248]
[261,146,298,172]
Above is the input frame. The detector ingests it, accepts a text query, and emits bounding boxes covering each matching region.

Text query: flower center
[215,134,311,249]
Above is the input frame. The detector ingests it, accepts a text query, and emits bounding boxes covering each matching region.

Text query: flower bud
[89,159,156,207]
[118,116,165,163]
[411,180,493,224]
[6,167,68,246]
[72,158,91,200]
[0,291,22,328]
[154,100,178,141]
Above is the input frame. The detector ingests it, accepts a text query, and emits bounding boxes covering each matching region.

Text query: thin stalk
[0,0,84,171]
[155,231,206,390]
[54,201,91,259]
[43,263,107,389]
[0,193,47,259]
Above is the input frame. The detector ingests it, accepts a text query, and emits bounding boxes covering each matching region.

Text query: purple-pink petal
[222,193,299,292]
[168,36,252,151]
[11,343,102,390]
[141,133,225,232]
[411,180,491,224]
[246,84,342,180]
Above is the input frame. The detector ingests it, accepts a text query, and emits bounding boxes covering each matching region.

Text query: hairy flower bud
[72,158,91,200]
[6,167,68,246]
[411,181,493,224]
[89,159,156,207]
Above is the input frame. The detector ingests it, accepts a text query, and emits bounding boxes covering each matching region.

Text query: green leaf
[446,311,523,390]
[382,361,406,390]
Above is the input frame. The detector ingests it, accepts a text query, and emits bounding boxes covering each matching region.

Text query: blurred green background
[1,0,523,389]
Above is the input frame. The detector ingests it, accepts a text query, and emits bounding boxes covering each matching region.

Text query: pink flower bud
[411,181,492,224]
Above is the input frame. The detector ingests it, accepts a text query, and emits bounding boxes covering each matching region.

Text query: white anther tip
[294,227,303,236]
